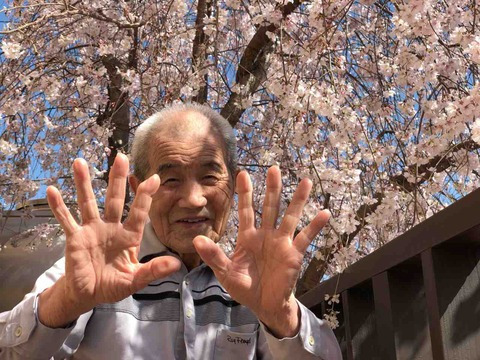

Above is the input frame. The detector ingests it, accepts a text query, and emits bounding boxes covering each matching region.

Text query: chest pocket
[213,328,258,359]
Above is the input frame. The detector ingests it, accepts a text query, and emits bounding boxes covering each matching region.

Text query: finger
[46,186,80,236]
[293,210,331,254]
[73,158,100,223]
[133,255,182,290]
[236,170,255,231]
[278,178,313,237]
[261,166,282,229]
[123,174,160,234]
[104,153,129,223]
[193,236,231,281]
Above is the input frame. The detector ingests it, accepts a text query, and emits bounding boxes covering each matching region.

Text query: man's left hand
[193,166,330,338]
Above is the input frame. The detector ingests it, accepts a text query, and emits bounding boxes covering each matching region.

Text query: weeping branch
[298,138,480,295]
[220,0,302,127]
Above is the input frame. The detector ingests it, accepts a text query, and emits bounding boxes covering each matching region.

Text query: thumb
[193,235,230,280]
[133,256,182,290]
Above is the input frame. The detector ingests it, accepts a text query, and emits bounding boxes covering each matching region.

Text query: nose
[178,180,207,208]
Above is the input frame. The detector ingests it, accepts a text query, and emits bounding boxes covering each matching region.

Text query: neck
[179,252,202,271]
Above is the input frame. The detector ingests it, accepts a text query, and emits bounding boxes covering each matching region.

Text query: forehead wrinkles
[151,140,226,168]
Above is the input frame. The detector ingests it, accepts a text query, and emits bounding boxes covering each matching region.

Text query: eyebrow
[201,161,224,172]
[157,163,180,174]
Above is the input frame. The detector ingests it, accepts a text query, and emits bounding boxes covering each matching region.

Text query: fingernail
[73,158,86,170]
[148,174,160,188]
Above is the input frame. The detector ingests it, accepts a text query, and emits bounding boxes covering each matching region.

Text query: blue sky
[0,1,51,202]
[0,1,7,31]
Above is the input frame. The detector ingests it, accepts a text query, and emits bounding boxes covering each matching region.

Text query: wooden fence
[300,188,480,360]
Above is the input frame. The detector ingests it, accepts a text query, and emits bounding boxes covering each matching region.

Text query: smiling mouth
[177,217,209,224]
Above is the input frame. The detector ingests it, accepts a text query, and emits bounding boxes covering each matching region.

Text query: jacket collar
[138,222,169,260]
[138,222,209,274]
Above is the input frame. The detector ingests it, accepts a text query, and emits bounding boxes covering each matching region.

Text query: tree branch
[300,139,480,294]
[220,0,302,127]
[192,0,212,104]
[391,139,480,192]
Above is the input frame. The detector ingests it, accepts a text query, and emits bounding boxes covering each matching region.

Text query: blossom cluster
[1,0,479,286]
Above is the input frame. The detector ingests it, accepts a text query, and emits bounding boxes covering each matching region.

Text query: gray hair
[131,103,237,181]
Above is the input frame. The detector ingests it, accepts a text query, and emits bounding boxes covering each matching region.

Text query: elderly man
[0,104,341,359]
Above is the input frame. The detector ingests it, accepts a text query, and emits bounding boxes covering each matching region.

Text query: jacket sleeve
[0,257,93,360]
[257,300,342,360]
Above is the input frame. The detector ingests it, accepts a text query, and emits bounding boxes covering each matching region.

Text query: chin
[171,236,203,253]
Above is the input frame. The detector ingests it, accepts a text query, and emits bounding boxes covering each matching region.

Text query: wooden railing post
[421,248,445,360]
[341,290,354,360]
[372,272,397,359]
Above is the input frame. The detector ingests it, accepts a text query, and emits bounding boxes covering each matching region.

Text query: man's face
[143,112,234,254]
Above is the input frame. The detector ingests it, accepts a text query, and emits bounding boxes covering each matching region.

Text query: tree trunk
[98,55,130,202]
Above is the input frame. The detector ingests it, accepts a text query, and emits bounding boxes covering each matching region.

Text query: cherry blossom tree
[1,0,480,295]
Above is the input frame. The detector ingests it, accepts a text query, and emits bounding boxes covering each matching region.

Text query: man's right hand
[38,154,181,328]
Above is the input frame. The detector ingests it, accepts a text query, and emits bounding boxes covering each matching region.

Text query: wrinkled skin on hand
[40,154,181,326]
[194,166,330,337]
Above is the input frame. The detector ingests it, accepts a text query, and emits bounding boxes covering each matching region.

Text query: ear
[128,174,141,195]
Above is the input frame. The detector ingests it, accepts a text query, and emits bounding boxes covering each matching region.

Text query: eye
[203,175,218,183]
[162,178,179,185]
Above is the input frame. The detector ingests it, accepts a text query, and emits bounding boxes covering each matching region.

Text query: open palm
[194,166,329,336]
[46,154,180,317]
